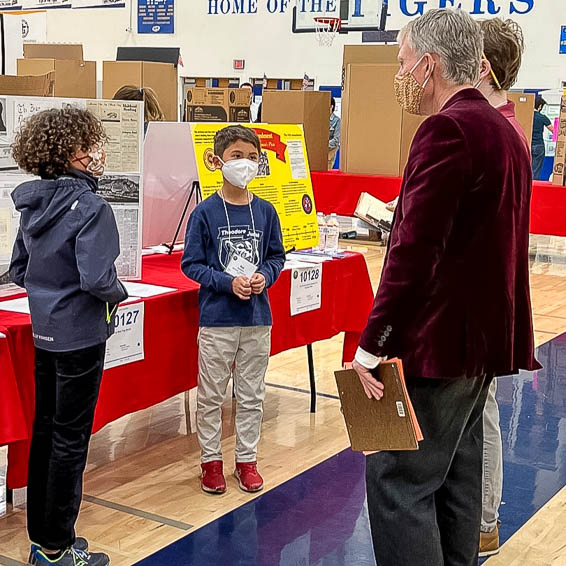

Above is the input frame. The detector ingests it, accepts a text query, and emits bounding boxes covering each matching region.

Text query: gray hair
[400,9,483,86]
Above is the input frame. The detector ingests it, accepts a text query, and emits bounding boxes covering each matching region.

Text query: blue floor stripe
[137,333,566,565]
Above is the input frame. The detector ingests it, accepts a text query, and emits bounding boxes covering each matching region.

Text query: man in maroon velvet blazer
[352,9,540,566]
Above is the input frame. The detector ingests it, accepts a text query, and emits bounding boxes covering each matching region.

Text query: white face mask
[218,157,258,189]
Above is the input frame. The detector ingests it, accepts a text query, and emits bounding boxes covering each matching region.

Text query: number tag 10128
[290,265,323,316]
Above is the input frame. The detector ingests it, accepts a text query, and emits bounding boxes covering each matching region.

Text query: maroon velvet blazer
[359,89,541,378]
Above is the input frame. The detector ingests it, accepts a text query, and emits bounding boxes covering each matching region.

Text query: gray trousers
[481,379,503,532]
[366,375,491,566]
[197,326,271,464]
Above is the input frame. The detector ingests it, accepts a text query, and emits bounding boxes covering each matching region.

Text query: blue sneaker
[33,546,109,566]
[29,539,89,565]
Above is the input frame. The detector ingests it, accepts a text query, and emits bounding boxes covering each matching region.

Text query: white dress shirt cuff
[355,347,385,369]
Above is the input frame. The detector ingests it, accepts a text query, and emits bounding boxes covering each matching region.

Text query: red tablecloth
[0,251,373,488]
[312,171,566,237]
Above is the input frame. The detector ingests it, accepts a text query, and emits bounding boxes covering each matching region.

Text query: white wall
[44,0,566,90]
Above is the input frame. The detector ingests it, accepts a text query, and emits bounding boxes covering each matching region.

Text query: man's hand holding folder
[335,359,424,452]
[352,359,385,400]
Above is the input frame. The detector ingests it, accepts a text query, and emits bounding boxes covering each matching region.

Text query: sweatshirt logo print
[217,225,263,269]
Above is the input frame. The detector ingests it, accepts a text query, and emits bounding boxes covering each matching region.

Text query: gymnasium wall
[44,1,565,89]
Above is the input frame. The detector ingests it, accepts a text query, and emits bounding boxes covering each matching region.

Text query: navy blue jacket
[10,169,128,352]
[182,193,285,327]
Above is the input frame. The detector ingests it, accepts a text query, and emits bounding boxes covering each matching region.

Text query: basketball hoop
[314,16,341,47]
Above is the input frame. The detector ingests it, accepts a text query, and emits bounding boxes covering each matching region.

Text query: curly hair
[11,108,107,179]
[481,18,525,92]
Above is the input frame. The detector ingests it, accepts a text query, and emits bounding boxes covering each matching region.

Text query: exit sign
[233,59,245,70]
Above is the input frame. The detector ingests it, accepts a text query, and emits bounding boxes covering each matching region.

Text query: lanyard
[219,189,258,265]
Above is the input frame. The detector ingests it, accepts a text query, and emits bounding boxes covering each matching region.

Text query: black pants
[532,143,546,180]
[27,343,106,551]
[366,375,491,566]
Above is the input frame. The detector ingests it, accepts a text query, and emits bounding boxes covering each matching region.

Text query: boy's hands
[250,273,266,295]
[232,273,266,299]
[232,276,252,300]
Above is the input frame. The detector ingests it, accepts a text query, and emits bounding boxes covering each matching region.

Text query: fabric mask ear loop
[409,54,435,89]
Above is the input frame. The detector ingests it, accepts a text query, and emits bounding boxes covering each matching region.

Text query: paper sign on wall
[105,302,144,369]
[290,265,322,316]
[191,123,319,251]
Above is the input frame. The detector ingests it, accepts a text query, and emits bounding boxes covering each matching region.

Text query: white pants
[197,326,271,464]
[481,379,503,532]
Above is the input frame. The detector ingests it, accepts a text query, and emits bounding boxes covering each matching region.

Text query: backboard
[293,0,388,34]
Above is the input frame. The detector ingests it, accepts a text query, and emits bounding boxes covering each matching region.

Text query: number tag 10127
[105,303,145,370]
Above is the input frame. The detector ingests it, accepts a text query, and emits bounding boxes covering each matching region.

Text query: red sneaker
[201,461,227,494]
[235,462,264,493]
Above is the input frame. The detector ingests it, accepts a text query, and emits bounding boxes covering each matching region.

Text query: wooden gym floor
[1,238,566,565]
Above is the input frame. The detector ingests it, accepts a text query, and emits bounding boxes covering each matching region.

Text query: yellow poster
[191,123,319,251]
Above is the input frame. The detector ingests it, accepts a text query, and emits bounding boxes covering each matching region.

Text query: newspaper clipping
[0,96,144,295]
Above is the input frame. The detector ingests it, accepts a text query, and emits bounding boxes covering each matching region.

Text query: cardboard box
[23,43,84,60]
[0,72,55,96]
[103,61,178,121]
[507,92,535,146]
[261,90,330,172]
[552,90,566,186]
[342,44,399,90]
[18,59,96,99]
[18,43,96,99]
[341,63,425,176]
[185,88,250,122]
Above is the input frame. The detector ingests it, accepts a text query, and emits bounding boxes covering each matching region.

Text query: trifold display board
[192,123,319,251]
[142,123,319,252]
[0,95,143,297]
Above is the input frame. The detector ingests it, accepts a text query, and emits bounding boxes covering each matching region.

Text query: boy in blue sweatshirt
[182,125,285,494]
[10,109,127,566]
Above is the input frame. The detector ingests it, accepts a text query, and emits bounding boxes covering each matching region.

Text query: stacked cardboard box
[261,90,330,172]
[552,89,566,186]
[340,46,426,177]
[341,62,425,177]
[17,43,96,99]
[185,88,250,123]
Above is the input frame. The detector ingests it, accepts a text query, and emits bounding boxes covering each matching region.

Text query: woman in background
[112,85,165,133]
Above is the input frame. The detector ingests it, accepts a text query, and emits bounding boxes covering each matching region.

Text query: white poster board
[142,122,199,248]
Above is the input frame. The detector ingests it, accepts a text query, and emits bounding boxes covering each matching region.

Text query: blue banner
[561,25,566,55]
[138,0,174,34]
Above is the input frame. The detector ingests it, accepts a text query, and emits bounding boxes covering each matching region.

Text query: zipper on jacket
[106,302,118,324]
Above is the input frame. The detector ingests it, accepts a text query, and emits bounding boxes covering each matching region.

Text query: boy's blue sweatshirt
[181,192,285,327]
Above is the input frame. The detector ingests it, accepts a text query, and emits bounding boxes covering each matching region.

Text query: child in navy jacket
[10,108,127,566]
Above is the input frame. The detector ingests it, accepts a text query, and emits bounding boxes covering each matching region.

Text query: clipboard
[335,359,423,452]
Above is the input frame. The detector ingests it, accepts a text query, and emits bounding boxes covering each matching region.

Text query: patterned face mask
[73,145,106,178]
[393,55,434,115]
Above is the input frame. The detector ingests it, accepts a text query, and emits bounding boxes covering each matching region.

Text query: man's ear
[479,58,491,82]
